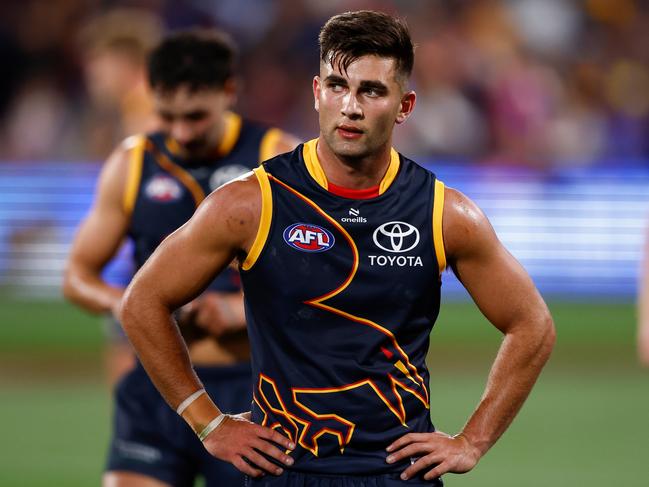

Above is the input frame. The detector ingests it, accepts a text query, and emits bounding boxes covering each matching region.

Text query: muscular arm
[62,143,132,316]
[388,187,555,480]
[448,187,555,448]
[190,129,301,336]
[120,173,294,476]
[638,226,649,366]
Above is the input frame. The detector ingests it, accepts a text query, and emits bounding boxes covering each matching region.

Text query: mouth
[181,140,206,153]
[336,124,363,140]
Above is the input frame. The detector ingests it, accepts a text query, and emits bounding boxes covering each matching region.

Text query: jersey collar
[302,138,400,196]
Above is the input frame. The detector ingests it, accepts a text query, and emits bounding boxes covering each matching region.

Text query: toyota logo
[372,221,420,253]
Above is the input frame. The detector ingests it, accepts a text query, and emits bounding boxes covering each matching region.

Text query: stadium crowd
[1,0,648,167]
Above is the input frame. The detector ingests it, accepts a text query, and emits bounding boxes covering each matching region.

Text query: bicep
[444,189,547,334]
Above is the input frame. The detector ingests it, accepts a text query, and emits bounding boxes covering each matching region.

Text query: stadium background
[1,0,648,486]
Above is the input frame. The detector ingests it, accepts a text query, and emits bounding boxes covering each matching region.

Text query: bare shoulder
[442,186,497,261]
[275,131,301,154]
[96,136,145,202]
[104,136,142,174]
[191,171,262,251]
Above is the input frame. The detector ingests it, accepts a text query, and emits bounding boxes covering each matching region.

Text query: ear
[395,90,416,125]
[223,77,238,108]
[313,76,321,112]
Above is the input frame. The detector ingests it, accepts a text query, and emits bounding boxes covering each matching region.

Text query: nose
[170,121,194,146]
[341,92,363,120]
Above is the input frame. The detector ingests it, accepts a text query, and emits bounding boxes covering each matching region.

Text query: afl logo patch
[373,221,420,253]
[145,175,183,202]
[283,223,335,253]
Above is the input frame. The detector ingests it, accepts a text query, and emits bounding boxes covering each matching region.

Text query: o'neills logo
[341,216,367,223]
[369,221,423,267]
[341,208,367,224]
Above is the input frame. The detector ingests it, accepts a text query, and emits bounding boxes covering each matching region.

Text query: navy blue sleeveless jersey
[124,112,282,291]
[240,139,446,476]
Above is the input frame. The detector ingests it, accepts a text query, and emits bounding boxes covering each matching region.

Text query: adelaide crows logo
[283,223,335,253]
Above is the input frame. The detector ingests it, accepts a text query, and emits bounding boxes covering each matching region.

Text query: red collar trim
[327,181,380,200]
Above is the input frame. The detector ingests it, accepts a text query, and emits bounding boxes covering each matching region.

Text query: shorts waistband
[246,470,443,486]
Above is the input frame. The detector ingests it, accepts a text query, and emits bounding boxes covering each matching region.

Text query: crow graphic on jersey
[253,175,430,457]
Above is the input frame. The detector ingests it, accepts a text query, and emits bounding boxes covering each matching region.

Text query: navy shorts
[106,361,252,486]
[246,471,443,486]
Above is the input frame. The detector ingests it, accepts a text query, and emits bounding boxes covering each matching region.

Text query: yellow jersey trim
[242,166,273,271]
[302,139,328,189]
[302,138,400,195]
[217,112,242,156]
[379,149,400,195]
[259,128,283,163]
[433,179,446,273]
[165,137,181,156]
[123,135,146,215]
[154,148,206,207]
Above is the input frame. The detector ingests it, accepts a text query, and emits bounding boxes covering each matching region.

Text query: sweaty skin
[120,54,554,480]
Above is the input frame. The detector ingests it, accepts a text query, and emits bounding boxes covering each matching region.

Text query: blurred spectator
[0,0,647,166]
[76,8,162,158]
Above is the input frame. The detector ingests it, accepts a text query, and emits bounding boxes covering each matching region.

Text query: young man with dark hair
[120,11,555,486]
[64,29,298,487]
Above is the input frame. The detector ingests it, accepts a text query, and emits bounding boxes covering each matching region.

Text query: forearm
[62,269,123,315]
[120,284,223,432]
[459,316,555,456]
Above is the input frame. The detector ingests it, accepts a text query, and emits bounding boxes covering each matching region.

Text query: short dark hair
[319,10,414,82]
[148,29,237,93]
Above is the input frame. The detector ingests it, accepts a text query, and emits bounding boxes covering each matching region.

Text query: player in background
[63,29,299,487]
[120,11,555,486]
[638,226,649,366]
[76,8,162,385]
[79,8,161,163]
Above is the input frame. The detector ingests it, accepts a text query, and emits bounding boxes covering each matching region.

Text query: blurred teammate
[63,30,298,487]
[638,227,649,366]
[76,10,161,386]
[79,8,161,160]
[120,11,555,486]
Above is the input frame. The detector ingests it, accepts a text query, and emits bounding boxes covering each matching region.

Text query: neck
[315,138,393,190]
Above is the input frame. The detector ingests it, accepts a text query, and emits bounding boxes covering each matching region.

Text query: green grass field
[0,297,647,486]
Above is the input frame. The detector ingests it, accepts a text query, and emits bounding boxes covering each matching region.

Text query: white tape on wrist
[198,414,229,441]
[176,389,206,416]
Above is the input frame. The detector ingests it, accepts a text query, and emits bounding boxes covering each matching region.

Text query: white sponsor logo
[372,221,420,253]
[368,255,423,267]
[209,164,250,190]
[341,207,367,223]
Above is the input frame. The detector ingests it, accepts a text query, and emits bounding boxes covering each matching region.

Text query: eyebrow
[323,75,388,92]
[359,80,388,92]
[324,74,348,85]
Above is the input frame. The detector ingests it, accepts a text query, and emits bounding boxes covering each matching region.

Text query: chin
[330,139,369,159]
